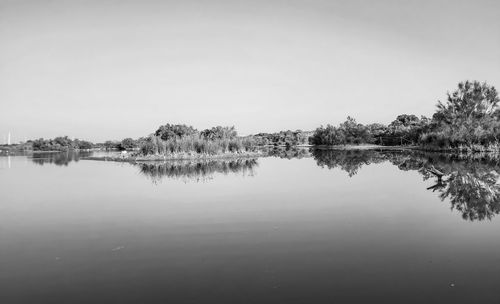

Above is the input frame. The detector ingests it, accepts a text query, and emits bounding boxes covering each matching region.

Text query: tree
[53,136,72,148]
[104,140,120,150]
[32,138,51,151]
[76,140,93,150]
[366,123,387,144]
[382,114,431,145]
[391,114,420,126]
[423,81,500,148]
[435,81,499,123]
[310,124,346,145]
[201,126,237,140]
[155,124,198,141]
[339,116,370,144]
[120,138,137,150]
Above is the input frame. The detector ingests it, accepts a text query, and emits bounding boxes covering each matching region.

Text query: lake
[1,149,500,303]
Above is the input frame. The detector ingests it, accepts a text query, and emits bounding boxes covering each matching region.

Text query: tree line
[310,114,430,146]
[15,80,499,154]
[310,81,500,152]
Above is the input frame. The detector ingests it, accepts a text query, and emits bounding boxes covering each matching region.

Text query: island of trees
[19,136,93,151]
[2,80,498,156]
[136,125,257,158]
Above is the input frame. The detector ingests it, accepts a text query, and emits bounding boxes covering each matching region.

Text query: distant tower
[7,132,11,145]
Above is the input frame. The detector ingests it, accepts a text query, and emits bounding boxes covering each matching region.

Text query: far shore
[0,148,98,153]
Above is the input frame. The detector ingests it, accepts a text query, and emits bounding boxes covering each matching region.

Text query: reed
[139,134,256,156]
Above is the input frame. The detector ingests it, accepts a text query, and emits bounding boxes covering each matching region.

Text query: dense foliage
[310,117,373,146]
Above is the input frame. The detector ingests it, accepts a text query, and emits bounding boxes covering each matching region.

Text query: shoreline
[310,144,500,153]
[56,144,500,164]
[311,144,419,151]
[84,151,264,163]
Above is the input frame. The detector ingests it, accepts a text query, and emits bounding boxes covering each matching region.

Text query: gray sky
[1,0,499,142]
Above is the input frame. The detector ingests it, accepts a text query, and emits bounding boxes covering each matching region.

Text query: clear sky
[1,0,499,142]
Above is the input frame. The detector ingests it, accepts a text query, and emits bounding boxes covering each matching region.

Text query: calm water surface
[1,150,500,303]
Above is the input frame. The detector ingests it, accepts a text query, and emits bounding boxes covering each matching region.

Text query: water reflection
[30,151,92,166]
[312,149,500,221]
[383,152,500,220]
[312,149,385,177]
[137,159,258,183]
[265,146,311,159]
[14,148,500,221]
[435,168,500,221]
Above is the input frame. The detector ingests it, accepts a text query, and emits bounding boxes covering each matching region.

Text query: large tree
[435,80,499,124]
[426,81,500,147]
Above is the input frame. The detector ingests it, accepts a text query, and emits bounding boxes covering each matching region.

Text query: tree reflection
[311,149,500,221]
[137,158,258,184]
[30,151,92,166]
[439,169,500,221]
[311,149,386,177]
[385,152,500,220]
[266,147,310,159]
